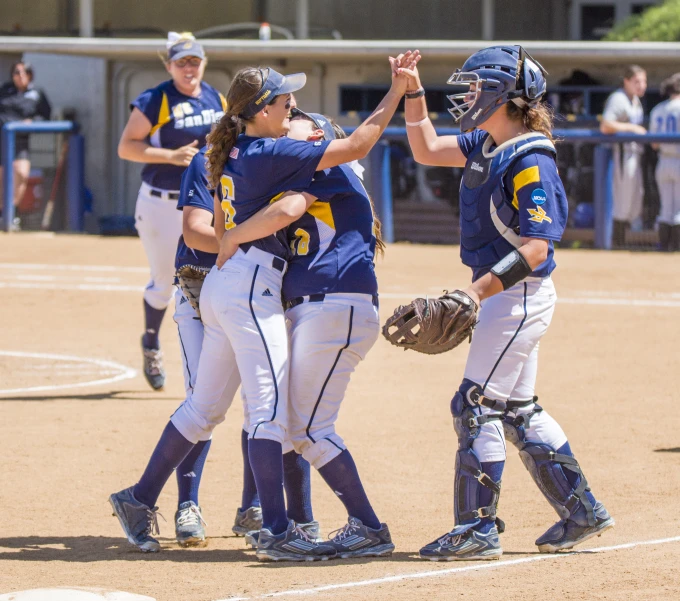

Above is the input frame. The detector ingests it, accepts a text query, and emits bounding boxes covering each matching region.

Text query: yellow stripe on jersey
[307,201,335,231]
[219,93,228,112]
[269,192,285,204]
[149,92,172,136]
[511,165,541,209]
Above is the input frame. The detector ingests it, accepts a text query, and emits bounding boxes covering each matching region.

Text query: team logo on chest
[173,102,224,129]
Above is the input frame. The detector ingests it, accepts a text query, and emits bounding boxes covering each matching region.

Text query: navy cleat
[419,524,502,561]
[175,501,207,548]
[328,517,394,559]
[536,502,615,553]
[245,520,321,549]
[141,337,165,390]
[256,521,337,562]
[109,486,163,553]
[232,505,262,536]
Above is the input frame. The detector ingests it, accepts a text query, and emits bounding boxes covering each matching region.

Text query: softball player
[118,32,226,390]
[172,146,317,547]
[109,59,415,557]
[394,46,614,560]
[217,109,395,559]
[600,65,647,247]
[649,73,680,251]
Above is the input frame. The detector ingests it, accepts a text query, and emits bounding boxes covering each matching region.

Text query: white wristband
[405,116,430,127]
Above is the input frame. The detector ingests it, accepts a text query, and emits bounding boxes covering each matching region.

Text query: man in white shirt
[600,65,647,248]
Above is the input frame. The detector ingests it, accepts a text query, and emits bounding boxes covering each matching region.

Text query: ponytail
[205,67,265,189]
[506,101,554,142]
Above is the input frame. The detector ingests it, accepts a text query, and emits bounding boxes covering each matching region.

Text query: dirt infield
[1,233,679,601]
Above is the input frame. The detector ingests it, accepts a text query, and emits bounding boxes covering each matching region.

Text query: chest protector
[459,133,556,270]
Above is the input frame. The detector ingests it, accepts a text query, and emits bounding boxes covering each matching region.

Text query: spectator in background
[649,73,680,251]
[600,65,647,248]
[0,60,51,225]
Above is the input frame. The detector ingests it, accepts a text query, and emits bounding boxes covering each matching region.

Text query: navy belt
[284,293,378,311]
[149,189,179,201]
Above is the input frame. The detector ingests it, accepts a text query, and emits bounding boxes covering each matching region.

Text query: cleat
[109,486,163,553]
[328,517,395,559]
[255,521,337,562]
[232,506,262,536]
[175,501,207,548]
[419,525,502,561]
[536,502,615,553]
[141,337,165,390]
[245,520,321,549]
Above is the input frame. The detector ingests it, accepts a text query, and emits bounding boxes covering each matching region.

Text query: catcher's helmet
[447,45,548,132]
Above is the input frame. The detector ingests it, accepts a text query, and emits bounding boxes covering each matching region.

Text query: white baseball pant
[655,157,680,225]
[612,144,644,224]
[286,294,380,469]
[134,182,183,310]
[171,247,289,445]
[463,277,568,463]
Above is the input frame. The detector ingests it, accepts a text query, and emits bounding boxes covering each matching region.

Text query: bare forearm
[184,223,219,254]
[600,120,638,134]
[348,90,403,157]
[118,140,175,164]
[228,198,309,246]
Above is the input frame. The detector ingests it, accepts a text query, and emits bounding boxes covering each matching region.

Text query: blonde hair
[205,67,264,189]
[160,31,205,64]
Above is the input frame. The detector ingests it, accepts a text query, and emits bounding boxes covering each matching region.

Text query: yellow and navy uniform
[131,80,226,190]
[282,163,378,301]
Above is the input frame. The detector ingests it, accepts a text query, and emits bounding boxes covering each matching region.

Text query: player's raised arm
[394,51,468,168]
[314,51,420,171]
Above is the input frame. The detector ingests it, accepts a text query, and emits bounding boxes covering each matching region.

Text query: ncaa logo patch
[531,188,547,205]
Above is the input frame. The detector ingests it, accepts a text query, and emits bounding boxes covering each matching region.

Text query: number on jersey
[220,175,236,230]
[290,228,310,256]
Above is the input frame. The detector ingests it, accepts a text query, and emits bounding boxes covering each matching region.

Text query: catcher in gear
[382,290,477,354]
[388,46,614,561]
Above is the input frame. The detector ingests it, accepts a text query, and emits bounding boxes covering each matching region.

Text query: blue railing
[1,120,85,233]
[364,128,680,249]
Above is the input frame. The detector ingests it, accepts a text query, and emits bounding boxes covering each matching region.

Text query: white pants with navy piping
[134,182,183,310]
[655,157,680,225]
[286,293,380,469]
[171,247,289,445]
[463,277,568,463]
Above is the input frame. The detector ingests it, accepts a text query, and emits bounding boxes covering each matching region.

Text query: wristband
[490,250,532,290]
[405,88,425,99]
[406,116,430,127]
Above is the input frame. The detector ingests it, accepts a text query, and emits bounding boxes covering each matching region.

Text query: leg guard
[451,380,504,532]
[502,398,596,527]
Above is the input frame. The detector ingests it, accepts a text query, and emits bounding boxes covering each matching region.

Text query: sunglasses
[173,57,202,68]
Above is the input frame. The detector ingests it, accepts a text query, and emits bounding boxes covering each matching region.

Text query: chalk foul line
[213,534,680,601]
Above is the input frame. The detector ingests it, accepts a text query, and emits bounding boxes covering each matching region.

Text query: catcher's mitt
[176,264,211,319]
[382,290,478,355]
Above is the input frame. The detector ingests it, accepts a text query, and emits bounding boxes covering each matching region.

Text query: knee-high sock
[143,300,166,350]
[176,439,211,507]
[134,421,194,508]
[283,451,313,523]
[240,429,260,510]
[248,439,288,535]
[477,461,504,534]
[317,449,380,530]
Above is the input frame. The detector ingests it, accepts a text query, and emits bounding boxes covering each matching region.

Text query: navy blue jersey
[131,80,226,190]
[217,134,330,260]
[175,147,217,271]
[282,163,378,301]
[456,130,567,280]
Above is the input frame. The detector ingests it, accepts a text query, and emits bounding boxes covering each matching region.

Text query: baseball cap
[240,68,307,119]
[168,39,206,61]
[290,108,337,140]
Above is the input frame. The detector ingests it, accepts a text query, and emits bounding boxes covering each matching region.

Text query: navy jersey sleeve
[177,149,214,213]
[262,137,331,192]
[456,130,487,158]
[130,87,162,124]
[509,152,568,242]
